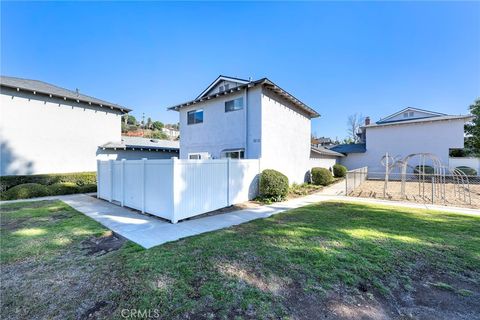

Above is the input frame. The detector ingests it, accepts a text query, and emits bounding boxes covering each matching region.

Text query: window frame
[187,109,204,125]
[223,150,245,159]
[225,97,244,113]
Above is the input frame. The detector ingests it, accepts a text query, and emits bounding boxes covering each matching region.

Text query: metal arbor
[380,152,471,205]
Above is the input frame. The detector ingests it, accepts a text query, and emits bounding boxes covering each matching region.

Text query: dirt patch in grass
[350,180,480,208]
[81,231,126,256]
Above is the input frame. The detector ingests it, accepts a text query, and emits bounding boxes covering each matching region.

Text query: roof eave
[167,78,320,118]
[1,84,131,113]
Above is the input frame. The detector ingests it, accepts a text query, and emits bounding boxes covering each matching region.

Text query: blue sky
[2,1,479,140]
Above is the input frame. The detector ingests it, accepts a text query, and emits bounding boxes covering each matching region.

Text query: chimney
[365,116,371,126]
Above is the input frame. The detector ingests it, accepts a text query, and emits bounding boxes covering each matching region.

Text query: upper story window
[187,109,203,125]
[225,97,244,112]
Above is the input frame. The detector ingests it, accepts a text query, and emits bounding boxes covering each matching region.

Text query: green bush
[0,172,96,192]
[332,164,347,178]
[1,183,49,200]
[311,167,333,186]
[455,166,478,176]
[413,165,434,175]
[259,169,289,201]
[47,182,80,196]
[78,183,97,193]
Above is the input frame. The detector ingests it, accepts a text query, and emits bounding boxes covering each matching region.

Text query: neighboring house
[168,75,343,183]
[0,76,129,175]
[311,136,336,148]
[331,107,474,172]
[97,136,179,160]
[161,127,180,140]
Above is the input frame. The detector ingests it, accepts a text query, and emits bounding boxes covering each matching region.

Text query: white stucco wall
[179,87,262,159]
[339,119,467,173]
[310,155,337,172]
[177,86,330,184]
[0,89,122,175]
[96,149,178,161]
[259,89,312,184]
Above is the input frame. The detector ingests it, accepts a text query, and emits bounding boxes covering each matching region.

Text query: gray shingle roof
[329,144,366,154]
[167,77,320,119]
[1,75,130,113]
[311,146,344,157]
[99,136,179,152]
[365,114,474,128]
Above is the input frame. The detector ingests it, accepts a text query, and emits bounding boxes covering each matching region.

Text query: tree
[347,113,364,143]
[465,98,480,156]
[122,114,137,126]
[152,121,164,131]
[146,117,153,129]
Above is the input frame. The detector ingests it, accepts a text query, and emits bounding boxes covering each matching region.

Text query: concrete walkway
[1,187,478,249]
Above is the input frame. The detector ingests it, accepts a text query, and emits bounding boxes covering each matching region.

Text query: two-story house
[168,75,343,183]
[330,107,474,173]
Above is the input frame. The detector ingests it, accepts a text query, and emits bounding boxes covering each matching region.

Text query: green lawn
[1,200,479,319]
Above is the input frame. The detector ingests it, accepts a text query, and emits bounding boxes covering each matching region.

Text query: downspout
[244,83,249,158]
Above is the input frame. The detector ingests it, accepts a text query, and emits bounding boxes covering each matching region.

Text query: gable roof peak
[377,107,447,124]
[196,75,251,99]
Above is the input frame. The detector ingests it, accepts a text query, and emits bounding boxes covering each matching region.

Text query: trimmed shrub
[413,165,434,175]
[79,183,97,193]
[0,172,96,192]
[259,169,289,201]
[1,183,49,200]
[455,166,478,176]
[332,164,347,178]
[311,167,333,186]
[47,182,80,196]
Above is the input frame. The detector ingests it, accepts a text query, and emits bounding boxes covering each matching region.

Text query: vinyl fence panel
[229,159,261,204]
[173,159,229,222]
[144,160,174,220]
[97,158,261,223]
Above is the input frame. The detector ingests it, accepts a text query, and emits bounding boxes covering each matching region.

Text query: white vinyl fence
[97,158,260,223]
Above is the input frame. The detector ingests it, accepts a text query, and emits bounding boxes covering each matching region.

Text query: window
[219,85,224,92]
[187,109,203,125]
[224,84,230,90]
[223,150,245,159]
[225,97,244,112]
[403,111,415,118]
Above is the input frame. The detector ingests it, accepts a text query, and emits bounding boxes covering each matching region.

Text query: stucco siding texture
[1,90,121,175]
[260,89,312,184]
[339,119,466,172]
[179,87,262,159]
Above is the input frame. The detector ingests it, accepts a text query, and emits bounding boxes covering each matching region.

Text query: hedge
[413,165,434,175]
[259,169,289,201]
[332,164,347,178]
[0,172,96,192]
[455,166,477,176]
[0,182,98,200]
[311,167,333,186]
[1,183,50,200]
